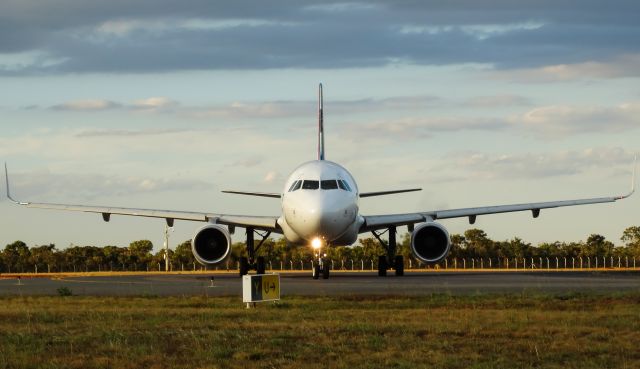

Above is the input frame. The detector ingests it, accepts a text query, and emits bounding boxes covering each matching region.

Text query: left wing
[361,164,636,233]
[5,164,280,233]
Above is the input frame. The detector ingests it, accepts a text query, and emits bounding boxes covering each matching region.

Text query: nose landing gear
[312,258,330,279]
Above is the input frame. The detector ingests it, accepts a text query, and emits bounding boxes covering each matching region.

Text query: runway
[0,271,638,296]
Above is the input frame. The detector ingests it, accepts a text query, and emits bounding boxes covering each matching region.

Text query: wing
[5,165,280,233]
[361,164,636,233]
[360,188,421,198]
[221,190,281,198]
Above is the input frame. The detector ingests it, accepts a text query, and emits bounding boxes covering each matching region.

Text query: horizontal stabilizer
[221,190,281,199]
[360,188,422,198]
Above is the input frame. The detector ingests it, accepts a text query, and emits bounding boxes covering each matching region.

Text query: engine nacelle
[410,222,451,264]
[191,224,231,265]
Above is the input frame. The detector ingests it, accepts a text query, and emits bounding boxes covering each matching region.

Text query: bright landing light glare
[312,238,322,249]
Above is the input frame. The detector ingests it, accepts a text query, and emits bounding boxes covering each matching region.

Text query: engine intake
[191,224,231,265]
[410,222,451,264]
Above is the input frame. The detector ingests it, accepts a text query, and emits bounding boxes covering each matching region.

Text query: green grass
[0,293,639,369]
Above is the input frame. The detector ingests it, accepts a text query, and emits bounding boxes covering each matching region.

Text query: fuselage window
[292,180,302,191]
[302,180,319,190]
[321,180,338,190]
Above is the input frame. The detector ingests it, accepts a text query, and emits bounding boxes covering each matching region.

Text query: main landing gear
[239,228,271,276]
[372,226,404,277]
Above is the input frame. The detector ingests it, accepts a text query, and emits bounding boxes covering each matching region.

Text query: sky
[1,0,639,251]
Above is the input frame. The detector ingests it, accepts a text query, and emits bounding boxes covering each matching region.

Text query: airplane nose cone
[294,194,354,240]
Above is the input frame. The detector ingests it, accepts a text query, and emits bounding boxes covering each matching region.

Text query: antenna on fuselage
[318,83,325,161]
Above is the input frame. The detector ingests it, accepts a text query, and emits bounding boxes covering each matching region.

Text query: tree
[172,240,195,269]
[3,241,31,273]
[129,240,154,268]
[463,229,495,258]
[621,226,640,257]
[581,234,614,258]
[30,244,57,273]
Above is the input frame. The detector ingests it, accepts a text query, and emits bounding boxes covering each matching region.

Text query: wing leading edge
[4,164,280,233]
[361,158,636,232]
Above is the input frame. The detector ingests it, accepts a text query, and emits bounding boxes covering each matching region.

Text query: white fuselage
[277,160,364,246]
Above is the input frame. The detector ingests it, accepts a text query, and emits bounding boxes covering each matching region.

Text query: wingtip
[4,163,28,205]
[616,154,637,200]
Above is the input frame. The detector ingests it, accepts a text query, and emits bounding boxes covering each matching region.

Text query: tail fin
[318,83,325,161]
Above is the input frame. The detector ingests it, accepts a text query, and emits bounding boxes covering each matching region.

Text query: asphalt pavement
[0,271,638,296]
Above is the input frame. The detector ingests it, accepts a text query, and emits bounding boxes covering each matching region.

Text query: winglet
[616,153,637,200]
[4,163,28,205]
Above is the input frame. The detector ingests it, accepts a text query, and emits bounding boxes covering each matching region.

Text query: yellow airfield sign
[242,274,280,303]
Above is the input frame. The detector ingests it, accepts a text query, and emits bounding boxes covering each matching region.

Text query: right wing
[221,190,281,198]
[361,159,636,232]
[5,164,280,233]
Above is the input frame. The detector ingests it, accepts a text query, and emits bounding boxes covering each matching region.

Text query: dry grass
[0,293,639,369]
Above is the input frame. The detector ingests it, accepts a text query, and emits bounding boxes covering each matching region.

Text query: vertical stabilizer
[318,83,325,160]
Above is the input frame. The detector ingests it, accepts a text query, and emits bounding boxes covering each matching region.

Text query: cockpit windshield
[289,179,352,192]
[301,180,319,190]
[321,180,338,190]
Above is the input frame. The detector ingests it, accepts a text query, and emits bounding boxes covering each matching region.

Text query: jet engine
[191,224,231,265]
[410,222,451,264]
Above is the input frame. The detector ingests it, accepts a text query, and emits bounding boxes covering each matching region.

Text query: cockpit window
[321,180,338,190]
[301,180,319,190]
[338,179,352,192]
[288,180,299,192]
[292,180,302,191]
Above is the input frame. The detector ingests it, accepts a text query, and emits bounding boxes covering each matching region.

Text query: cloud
[74,128,190,137]
[346,117,509,140]
[130,97,178,110]
[513,102,640,137]
[8,170,212,200]
[262,171,281,183]
[491,54,640,82]
[435,147,633,181]
[47,97,178,112]
[50,99,121,111]
[464,94,531,108]
[1,1,639,74]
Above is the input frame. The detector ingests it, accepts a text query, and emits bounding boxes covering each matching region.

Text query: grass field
[0,293,639,369]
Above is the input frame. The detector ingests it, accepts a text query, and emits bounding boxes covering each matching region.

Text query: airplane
[4,84,637,279]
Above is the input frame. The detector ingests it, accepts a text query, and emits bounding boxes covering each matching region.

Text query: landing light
[312,238,322,249]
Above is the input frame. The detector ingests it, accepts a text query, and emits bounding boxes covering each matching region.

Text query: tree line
[2,226,640,273]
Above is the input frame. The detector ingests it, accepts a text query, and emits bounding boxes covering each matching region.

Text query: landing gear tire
[378,255,387,277]
[312,264,320,280]
[256,256,266,275]
[394,255,404,276]
[239,257,249,276]
[322,261,330,279]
